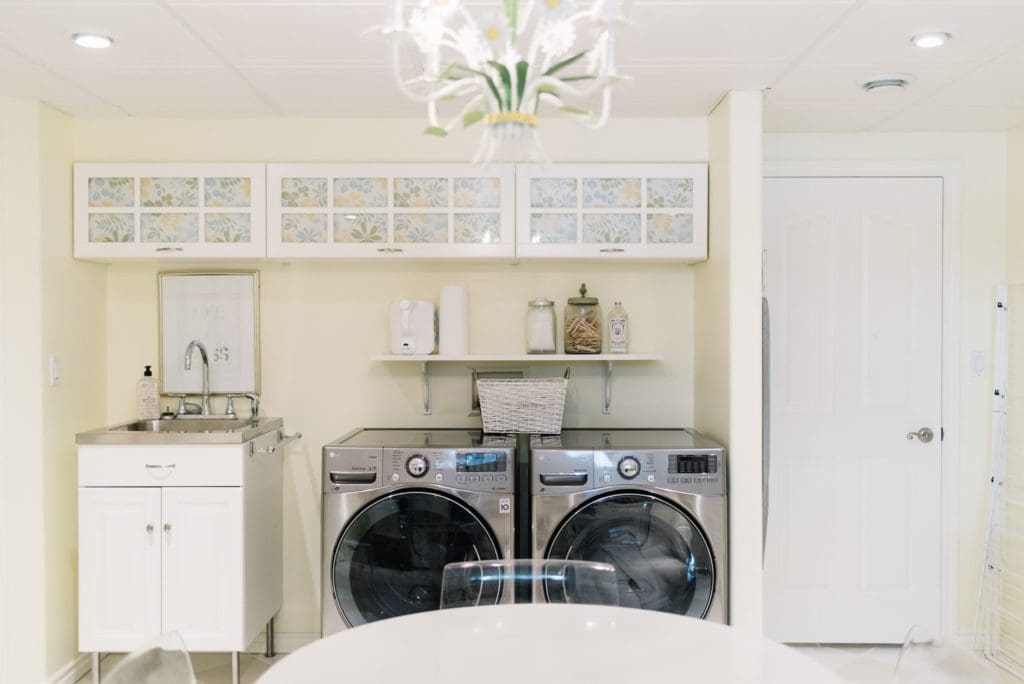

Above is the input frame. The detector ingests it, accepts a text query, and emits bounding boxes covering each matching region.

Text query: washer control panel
[388,448,513,493]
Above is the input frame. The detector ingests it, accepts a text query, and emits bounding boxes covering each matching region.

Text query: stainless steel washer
[322,429,516,636]
[532,429,727,623]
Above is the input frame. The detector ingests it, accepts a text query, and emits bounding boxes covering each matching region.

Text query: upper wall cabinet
[74,164,267,260]
[266,164,515,260]
[516,164,708,262]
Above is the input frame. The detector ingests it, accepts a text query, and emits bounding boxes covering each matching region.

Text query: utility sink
[115,418,256,433]
[77,415,284,445]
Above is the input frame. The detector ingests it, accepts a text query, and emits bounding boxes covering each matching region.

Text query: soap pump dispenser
[137,365,160,420]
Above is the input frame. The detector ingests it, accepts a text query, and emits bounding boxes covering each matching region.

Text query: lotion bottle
[137,365,160,420]
[608,301,629,353]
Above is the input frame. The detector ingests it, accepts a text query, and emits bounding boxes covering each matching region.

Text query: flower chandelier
[379,0,629,164]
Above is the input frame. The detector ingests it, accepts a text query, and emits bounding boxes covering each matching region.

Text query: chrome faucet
[183,339,211,415]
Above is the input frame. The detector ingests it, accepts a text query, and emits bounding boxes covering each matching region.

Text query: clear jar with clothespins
[564,283,602,354]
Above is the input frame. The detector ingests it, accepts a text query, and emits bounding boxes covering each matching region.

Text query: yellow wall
[1009,127,1024,283]
[76,116,711,639]
[763,132,1008,636]
[0,100,106,682]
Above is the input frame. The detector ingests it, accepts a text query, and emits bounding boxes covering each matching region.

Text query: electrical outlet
[49,354,61,386]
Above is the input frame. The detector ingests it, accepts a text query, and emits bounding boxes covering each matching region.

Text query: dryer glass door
[546,493,715,618]
[332,490,501,627]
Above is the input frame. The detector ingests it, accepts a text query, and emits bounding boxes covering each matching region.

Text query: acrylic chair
[440,559,619,609]
[895,624,1001,683]
[103,631,197,684]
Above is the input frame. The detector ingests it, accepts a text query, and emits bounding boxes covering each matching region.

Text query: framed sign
[159,272,260,394]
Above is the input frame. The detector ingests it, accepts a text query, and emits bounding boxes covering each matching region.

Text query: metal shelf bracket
[603,361,614,414]
[422,362,432,415]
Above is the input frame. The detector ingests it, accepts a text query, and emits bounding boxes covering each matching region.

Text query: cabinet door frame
[161,486,244,651]
[79,487,162,652]
[515,163,708,262]
[267,163,516,259]
[74,163,267,260]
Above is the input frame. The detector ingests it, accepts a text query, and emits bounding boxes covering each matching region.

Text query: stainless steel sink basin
[114,418,257,433]
[77,416,284,445]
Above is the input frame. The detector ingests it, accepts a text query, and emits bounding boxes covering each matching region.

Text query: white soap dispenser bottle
[137,365,160,420]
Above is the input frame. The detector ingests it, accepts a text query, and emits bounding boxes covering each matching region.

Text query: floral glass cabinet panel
[267,164,515,259]
[74,164,266,260]
[515,164,708,262]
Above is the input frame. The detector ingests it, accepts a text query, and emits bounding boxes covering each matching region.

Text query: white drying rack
[974,284,1024,679]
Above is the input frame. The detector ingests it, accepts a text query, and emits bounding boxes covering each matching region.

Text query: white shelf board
[370,353,663,362]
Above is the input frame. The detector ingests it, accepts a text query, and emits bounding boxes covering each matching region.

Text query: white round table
[257,605,843,684]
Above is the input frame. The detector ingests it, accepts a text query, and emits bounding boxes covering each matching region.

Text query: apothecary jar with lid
[564,284,602,354]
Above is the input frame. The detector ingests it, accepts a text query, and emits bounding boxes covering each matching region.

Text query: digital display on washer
[457,452,507,473]
[669,454,716,474]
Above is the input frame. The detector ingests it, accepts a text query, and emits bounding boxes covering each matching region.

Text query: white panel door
[763,177,943,643]
[161,487,243,651]
[79,487,162,651]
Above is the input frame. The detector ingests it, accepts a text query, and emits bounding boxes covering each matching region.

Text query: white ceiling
[1,0,1024,132]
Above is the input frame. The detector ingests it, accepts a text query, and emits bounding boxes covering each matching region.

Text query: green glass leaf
[504,0,518,41]
[559,75,598,82]
[560,106,591,116]
[463,111,486,128]
[488,60,513,112]
[543,50,588,77]
[424,126,449,137]
[516,60,528,109]
[536,83,559,96]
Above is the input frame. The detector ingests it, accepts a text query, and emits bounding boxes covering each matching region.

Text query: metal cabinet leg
[264,617,276,658]
[232,651,240,684]
[92,653,101,684]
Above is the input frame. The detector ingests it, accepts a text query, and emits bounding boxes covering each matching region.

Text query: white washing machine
[531,429,727,623]
[322,429,516,636]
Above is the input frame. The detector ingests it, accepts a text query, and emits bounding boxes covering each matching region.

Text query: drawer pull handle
[540,473,589,486]
[599,248,625,253]
[155,247,184,253]
[146,523,154,534]
[145,463,176,469]
[377,247,405,253]
[164,523,172,533]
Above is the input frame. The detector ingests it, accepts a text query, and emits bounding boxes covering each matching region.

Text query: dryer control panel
[533,448,725,496]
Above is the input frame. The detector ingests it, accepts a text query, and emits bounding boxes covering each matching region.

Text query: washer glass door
[332,490,501,627]
[546,493,715,617]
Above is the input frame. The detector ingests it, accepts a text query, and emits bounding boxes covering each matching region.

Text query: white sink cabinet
[77,428,284,681]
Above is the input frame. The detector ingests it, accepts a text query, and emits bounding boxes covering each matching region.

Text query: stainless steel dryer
[322,429,515,636]
[532,429,727,623]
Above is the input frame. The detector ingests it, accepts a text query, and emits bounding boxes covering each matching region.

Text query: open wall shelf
[370,353,664,415]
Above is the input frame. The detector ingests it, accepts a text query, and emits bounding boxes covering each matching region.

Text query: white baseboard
[46,654,91,684]
[244,631,320,655]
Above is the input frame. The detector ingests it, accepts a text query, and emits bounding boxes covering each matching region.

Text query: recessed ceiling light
[72,33,113,49]
[860,73,914,93]
[911,31,951,49]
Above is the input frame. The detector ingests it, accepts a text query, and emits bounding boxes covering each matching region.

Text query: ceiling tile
[0,42,122,115]
[0,1,222,68]
[165,2,389,66]
[801,1,1024,68]
[64,66,279,116]
[619,1,855,64]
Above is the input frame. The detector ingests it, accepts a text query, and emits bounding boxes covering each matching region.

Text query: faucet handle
[227,393,260,419]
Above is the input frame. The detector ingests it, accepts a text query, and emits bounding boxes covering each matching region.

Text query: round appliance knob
[618,457,641,479]
[406,455,429,478]
[603,474,612,483]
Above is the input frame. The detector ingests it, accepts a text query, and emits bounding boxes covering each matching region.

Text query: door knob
[906,427,934,443]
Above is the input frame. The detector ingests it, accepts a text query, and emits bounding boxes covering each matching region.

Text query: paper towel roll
[439,285,470,356]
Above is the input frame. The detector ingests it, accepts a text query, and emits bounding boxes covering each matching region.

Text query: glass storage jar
[526,299,557,353]
[564,284,602,354]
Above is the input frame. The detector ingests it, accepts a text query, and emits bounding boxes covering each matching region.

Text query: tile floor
[78,647,1024,684]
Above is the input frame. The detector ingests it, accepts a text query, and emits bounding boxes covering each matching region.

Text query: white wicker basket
[477,378,568,434]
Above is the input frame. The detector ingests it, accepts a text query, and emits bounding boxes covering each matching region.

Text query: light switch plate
[49,354,61,386]
[970,351,987,378]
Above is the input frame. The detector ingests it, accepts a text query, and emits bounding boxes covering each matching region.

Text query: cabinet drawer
[79,445,243,487]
